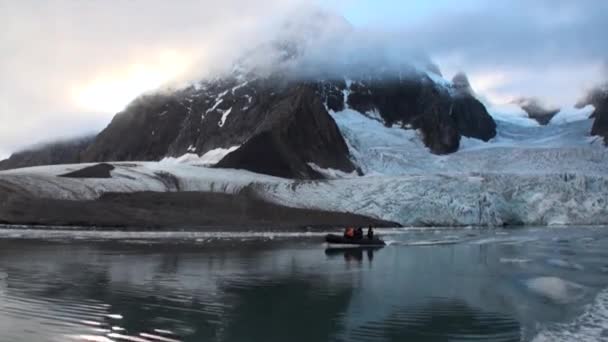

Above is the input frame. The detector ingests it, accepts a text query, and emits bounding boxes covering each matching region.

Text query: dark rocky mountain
[516,98,560,125]
[449,73,496,143]
[0,135,95,171]
[79,67,497,177]
[590,89,608,144]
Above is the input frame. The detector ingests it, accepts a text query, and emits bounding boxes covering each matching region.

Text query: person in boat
[355,227,363,240]
[367,225,374,240]
[344,227,355,239]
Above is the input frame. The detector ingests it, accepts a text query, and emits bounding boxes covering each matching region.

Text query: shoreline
[0,190,399,230]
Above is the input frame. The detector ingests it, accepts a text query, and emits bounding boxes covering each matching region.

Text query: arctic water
[0,226,607,342]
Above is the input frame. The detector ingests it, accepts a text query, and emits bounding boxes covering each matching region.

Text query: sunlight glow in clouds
[71,51,193,114]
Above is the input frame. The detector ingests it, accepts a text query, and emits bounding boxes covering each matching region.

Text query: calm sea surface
[0,227,607,342]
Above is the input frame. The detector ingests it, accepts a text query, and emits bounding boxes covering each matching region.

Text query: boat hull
[324,234,386,247]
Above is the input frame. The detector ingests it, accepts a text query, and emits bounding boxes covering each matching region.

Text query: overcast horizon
[1,0,607,158]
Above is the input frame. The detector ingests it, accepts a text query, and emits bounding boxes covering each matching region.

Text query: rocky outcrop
[216,85,353,178]
[0,135,95,171]
[449,73,496,142]
[450,96,496,142]
[516,98,560,125]
[591,91,608,144]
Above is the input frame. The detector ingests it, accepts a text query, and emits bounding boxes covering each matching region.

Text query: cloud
[1,0,607,157]
[0,0,307,156]
[397,0,608,105]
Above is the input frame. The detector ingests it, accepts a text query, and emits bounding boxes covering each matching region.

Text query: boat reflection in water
[324,247,382,263]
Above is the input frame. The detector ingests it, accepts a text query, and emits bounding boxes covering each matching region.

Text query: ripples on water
[0,227,607,341]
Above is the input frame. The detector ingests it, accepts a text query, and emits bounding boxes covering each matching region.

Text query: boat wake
[532,287,608,342]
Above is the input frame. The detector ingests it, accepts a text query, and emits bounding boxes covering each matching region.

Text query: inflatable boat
[324,234,386,248]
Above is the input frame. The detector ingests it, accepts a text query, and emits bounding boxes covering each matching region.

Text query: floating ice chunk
[547,258,584,270]
[525,276,585,303]
[499,258,532,264]
[140,333,181,342]
[107,333,150,342]
[67,335,114,342]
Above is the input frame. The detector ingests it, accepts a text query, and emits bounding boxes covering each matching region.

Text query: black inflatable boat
[324,234,386,247]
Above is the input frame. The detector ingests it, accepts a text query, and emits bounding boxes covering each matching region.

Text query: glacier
[1,103,607,227]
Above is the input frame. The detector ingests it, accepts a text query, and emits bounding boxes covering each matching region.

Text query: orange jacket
[345,228,354,237]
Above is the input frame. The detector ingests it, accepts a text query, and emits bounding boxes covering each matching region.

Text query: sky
[1,0,607,158]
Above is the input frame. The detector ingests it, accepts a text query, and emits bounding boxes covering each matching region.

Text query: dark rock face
[59,163,115,178]
[516,98,560,125]
[0,135,95,171]
[82,94,190,161]
[82,77,356,179]
[451,96,496,141]
[591,92,608,144]
[217,85,352,178]
[449,73,496,142]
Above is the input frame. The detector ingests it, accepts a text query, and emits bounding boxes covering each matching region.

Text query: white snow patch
[198,145,239,165]
[365,108,383,122]
[187,145,196,153]
[307,163,358,179]
[231,81,249,94]
[218,107,232,127]
[205,99,224,114]
[342,78,352,106]
[161,146,240,166]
